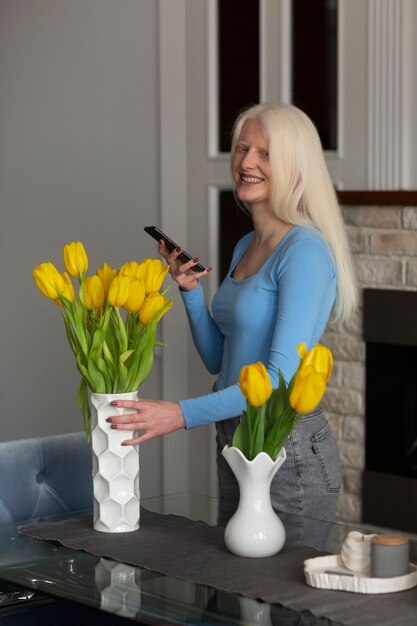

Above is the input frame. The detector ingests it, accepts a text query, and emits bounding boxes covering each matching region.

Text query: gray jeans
[216,408,341,527]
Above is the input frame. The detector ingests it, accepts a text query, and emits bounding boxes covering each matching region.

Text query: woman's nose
[241,150,256,169]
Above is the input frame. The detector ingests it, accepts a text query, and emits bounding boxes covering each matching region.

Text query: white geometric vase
[89,391,140,533]
[222,445,287,557]
[239,597,272,626]
[95,558,141,618]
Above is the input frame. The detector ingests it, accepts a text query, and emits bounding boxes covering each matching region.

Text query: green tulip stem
[113,307,128,354]
[250,404,266,460]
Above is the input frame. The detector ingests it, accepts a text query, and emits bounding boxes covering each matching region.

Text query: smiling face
[231,119,271,210]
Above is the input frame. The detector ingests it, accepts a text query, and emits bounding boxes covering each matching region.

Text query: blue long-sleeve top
[178,226,336,429]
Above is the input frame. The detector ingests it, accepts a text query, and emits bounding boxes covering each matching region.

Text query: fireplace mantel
[337,191,417,206]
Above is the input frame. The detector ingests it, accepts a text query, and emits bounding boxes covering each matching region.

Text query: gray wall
[0,1,163,496]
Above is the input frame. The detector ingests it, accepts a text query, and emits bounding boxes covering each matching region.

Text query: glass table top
[0,493,415,626]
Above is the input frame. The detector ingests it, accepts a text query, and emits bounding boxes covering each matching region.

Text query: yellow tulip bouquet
[33,242,172,439]
[233,343,333,461]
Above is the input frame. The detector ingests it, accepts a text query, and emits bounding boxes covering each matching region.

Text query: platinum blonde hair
[231,102,358,322]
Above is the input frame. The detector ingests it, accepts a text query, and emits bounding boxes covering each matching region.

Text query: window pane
[292,0,338,150]
[218,0,260,153]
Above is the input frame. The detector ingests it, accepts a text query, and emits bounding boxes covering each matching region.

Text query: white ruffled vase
[89,391,140,533]
[222,445,287,557]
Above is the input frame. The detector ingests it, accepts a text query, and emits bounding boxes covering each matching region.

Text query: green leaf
[94,353,111,393]
[113,307,128,354]
[264,407,299,460]
[267,372,287,417]
[126,313,143,348]
[232,413,251,459]
[67,289,89,356]
[61,312,77,355]
[90,308,111,355]
[120,349,134,365]
[116,361,128,393]
[126,325,148,380]
[60,297,89,359]
[287,369,297,399]
[76,378,91,441]
[104,325,119,364]
[102,339,115,365]
[87,355,107,393]
[127,305,167,390]
[250,405,266,459]
[129,333,154,390]
[75,354,92,387]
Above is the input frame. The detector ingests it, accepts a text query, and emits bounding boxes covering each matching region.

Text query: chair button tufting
[36,473,44,483]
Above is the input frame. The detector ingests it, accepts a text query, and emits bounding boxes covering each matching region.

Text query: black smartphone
[144,226,206,272]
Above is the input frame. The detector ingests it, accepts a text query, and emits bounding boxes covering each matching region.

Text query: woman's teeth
[241,175,263,183]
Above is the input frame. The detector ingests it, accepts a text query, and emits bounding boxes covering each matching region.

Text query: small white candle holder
[340,531,377,573]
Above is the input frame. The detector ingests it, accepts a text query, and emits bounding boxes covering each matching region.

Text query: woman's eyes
[236,146,269,157]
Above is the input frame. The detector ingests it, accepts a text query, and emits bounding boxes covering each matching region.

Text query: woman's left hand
[106,398,186,446]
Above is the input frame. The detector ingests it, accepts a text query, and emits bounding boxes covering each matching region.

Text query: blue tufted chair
[0,436,138,624]
[0,432,93,524]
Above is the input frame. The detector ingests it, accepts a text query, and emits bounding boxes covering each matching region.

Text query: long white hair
[231,103,358,322]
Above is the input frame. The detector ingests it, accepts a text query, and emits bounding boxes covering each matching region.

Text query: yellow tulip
[124,278,146,313]
[107,275,130,307]
[33,262,67,300]
[84,275,105,312]
[139,292,172,325]
[60,272,75,302]
[289,343,333,414]
[135,258,150,278]
[63,242,88,277]
[118,261,141,279]
[96,263,117,296]
[137,258,170,294]
[239,362,272,407]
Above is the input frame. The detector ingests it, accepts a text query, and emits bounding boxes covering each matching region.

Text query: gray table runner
[19,508,416,626]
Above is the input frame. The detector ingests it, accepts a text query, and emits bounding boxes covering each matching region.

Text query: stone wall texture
[322,206,417,523]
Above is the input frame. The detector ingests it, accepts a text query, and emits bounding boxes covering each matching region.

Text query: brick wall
[321,206,417,523]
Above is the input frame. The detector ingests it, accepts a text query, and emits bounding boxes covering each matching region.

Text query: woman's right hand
[158,240,212,291]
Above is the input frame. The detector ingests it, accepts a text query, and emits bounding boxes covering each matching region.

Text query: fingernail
[193,257,200,263]
[121,442,128,446]
[207,267,213,272]
[110,401,117,406]
[106,417,112,422]
[175,247,181,252]
[111,424,118,429]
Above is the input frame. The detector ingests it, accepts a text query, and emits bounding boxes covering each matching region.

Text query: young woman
[108,103,358,522]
